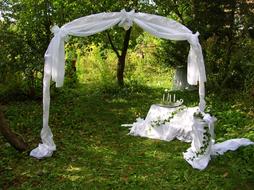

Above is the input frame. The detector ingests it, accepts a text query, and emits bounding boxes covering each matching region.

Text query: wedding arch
[30,9,207,160]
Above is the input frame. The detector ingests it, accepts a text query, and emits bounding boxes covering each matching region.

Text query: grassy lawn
[1,81,254,190]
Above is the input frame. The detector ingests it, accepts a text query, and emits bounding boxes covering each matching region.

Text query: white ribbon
[45,25,68,87]
[187,31,206,85]
[50,25,60,34]
[188,32,200,45]
[51,25,69,41]
[118,9,135,30]
[186,31,206,111]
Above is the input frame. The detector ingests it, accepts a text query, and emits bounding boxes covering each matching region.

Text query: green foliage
[76,44,116,90]
[196,0,254,91]
[1,0,253,101]
[155,0,254,92]
[127,32,173,88]
[75,33,173,92]
[0,0,52,99]
[156,40,189,68]
[0,0,158,98]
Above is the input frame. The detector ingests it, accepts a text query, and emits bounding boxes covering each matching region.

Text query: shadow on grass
[1,83,254,189]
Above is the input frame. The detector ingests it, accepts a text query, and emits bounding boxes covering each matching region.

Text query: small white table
[123,104,216,170]
[123,104,254,170]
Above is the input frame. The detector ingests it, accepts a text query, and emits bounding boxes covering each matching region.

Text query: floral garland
[150,106,186,128]
[187,112,211,161]
[149,106,212,161]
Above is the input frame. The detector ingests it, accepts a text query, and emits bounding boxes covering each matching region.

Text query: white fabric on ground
[211,138,254,155]
[30,143,55,159]
[31,9,207,158]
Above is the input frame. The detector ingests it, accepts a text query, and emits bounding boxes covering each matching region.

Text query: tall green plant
[0,0,53,98]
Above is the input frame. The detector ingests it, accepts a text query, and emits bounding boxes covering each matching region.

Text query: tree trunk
[117,56,126,87]
[107,28,132,87]
[117,28,132,86]
[0,106,28,151]
[221,1,236,89]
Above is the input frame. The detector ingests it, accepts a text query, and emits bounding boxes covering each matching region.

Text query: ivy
[187,113,212,161]
[150,106,213,160]
[150,106,186,128]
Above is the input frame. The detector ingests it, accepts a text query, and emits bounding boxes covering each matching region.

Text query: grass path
[1,83,254,189]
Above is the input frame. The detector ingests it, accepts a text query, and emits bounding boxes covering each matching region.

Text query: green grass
[1,82,254,190]
[1,48,254,189]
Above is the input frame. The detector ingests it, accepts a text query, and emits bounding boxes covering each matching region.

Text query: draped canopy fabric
[30,9,207,159]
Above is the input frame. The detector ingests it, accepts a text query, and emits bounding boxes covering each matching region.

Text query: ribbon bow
[118,9,135,30]
[188,32,200,45]
[50,25,69,41]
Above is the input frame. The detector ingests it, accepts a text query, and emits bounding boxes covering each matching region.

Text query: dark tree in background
[155,0,254,91]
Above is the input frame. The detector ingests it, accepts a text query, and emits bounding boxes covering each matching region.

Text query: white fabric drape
[30,9,207,159]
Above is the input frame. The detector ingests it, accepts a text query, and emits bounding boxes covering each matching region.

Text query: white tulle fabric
[30,9,207,159]
[123,105,254,170]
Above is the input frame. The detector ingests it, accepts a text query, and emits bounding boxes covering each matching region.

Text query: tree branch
[173,0,185,24]
[121,27,132,58]
[0,105,28,152]
[106,31,120,58]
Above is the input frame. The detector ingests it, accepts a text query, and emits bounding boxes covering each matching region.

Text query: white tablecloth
[123,104,254,170]
[130,105,198,142]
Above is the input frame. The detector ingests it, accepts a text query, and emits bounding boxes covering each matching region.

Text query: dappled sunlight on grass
[1,82,254,189]
[66,165,82,172]
[62,174,82,182]
[145,149,171,159]
[110,97,128,104]
[85,144,118,163]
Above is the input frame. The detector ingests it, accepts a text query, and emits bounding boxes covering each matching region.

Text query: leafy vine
[187,113,211,161]
[150,106,186,128]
